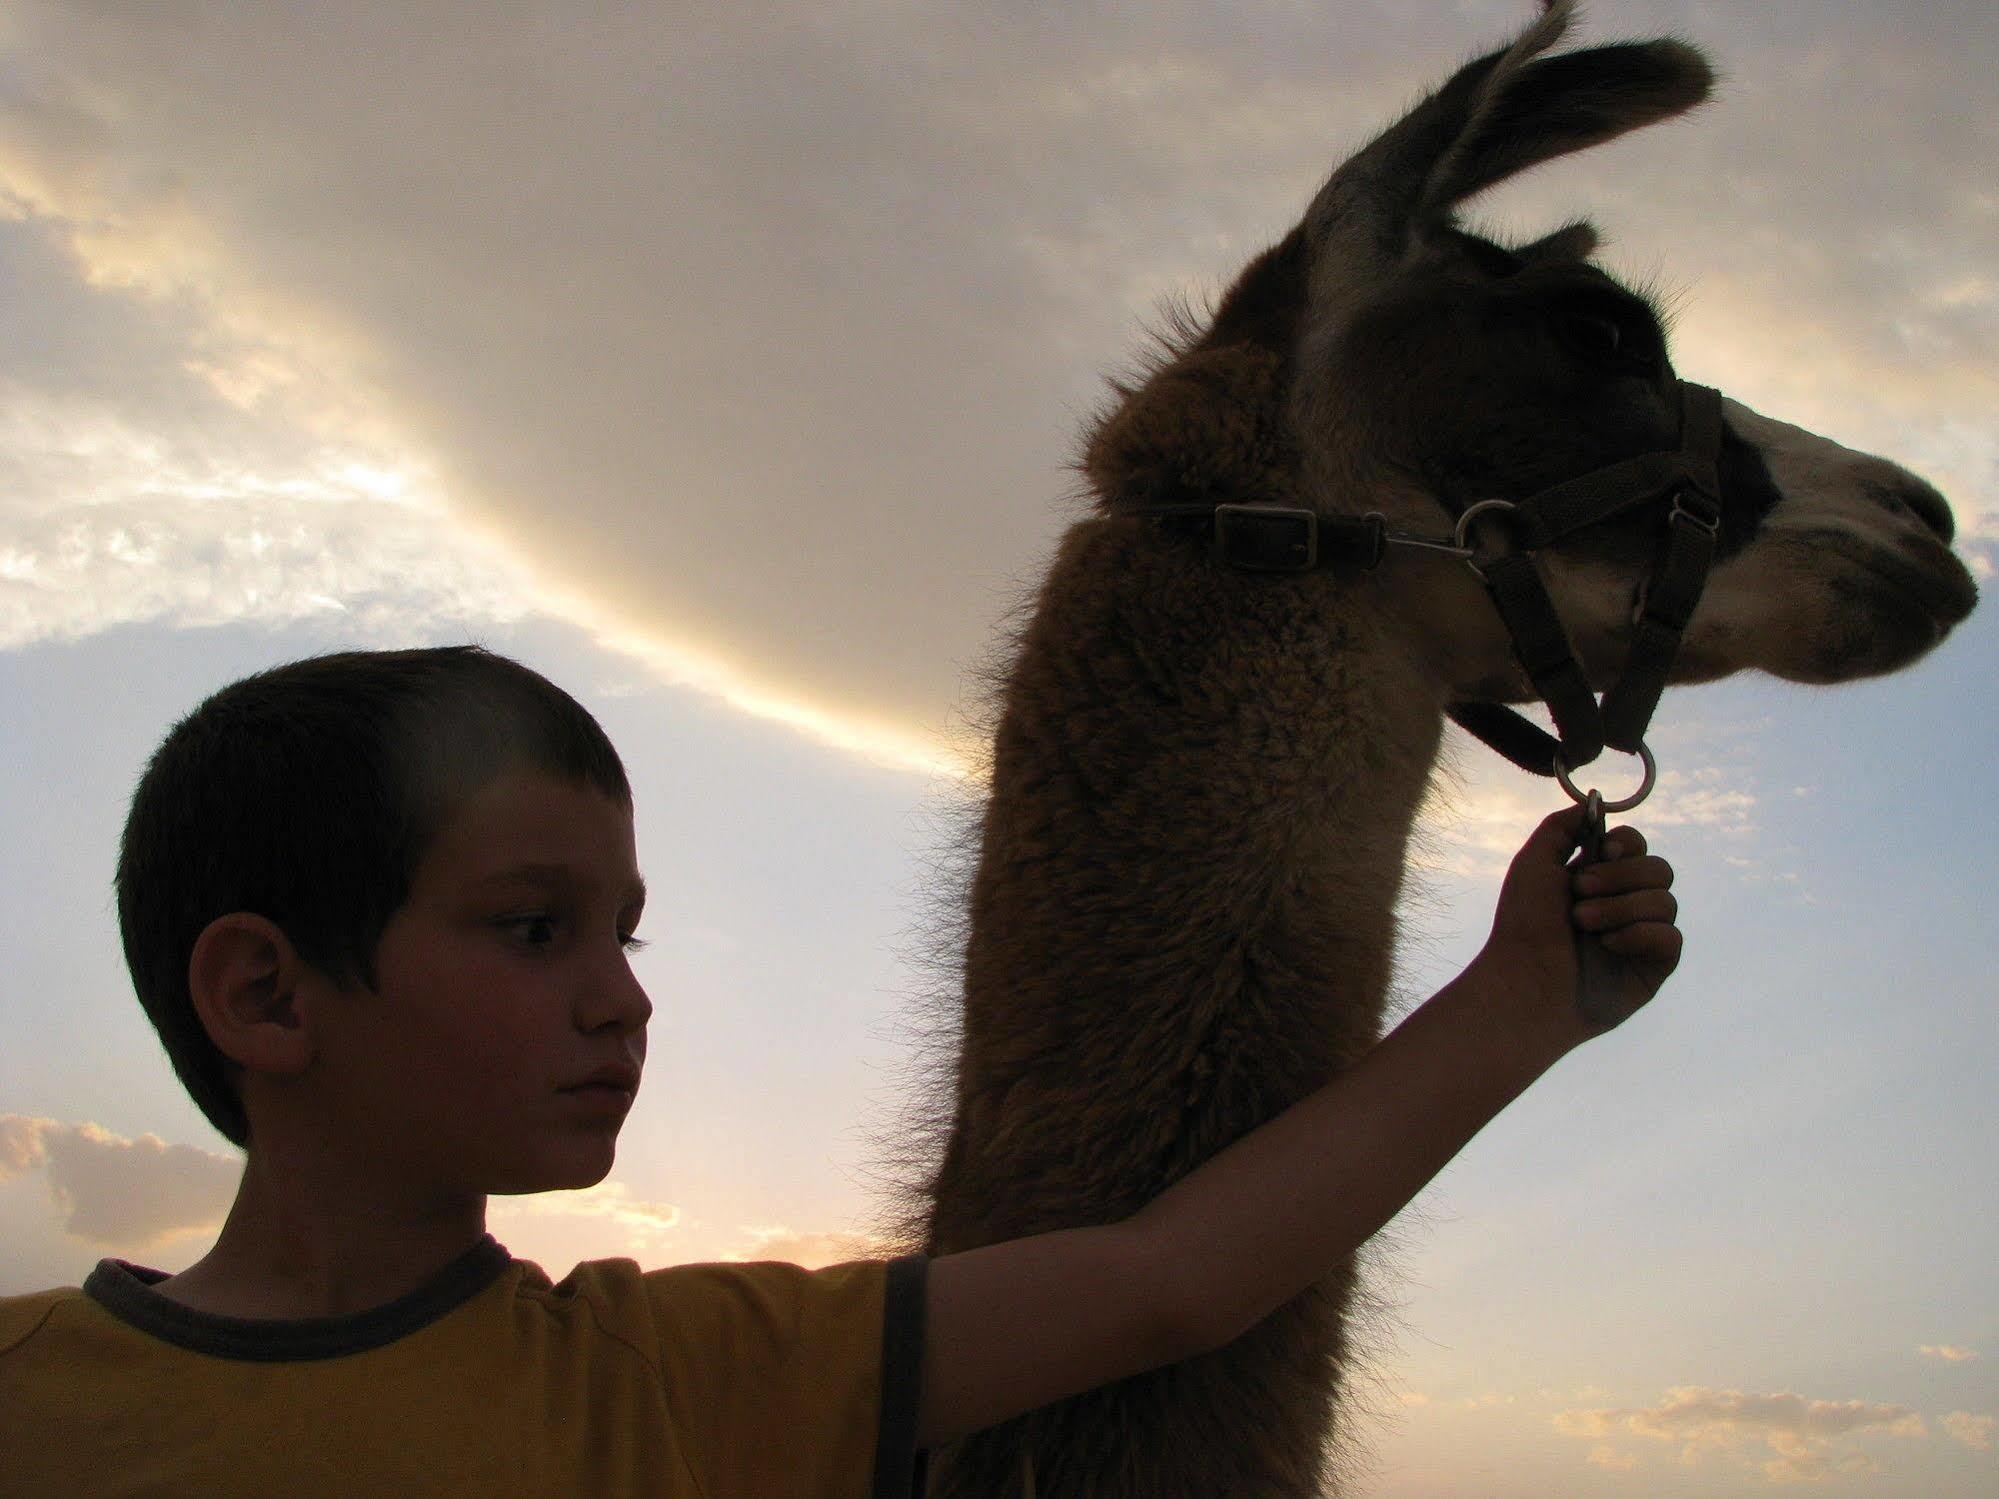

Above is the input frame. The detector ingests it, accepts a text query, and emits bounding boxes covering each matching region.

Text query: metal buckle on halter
[1213,504,1317,572]
[1630,489,1723,622]
[1669,489,1722,535]
[1453,498,1524,579]
[1553,740,1658,814]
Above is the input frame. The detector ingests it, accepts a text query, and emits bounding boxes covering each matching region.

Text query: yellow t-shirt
[0,1237,929,1498]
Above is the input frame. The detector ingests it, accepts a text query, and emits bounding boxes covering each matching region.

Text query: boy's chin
[491,1143,619,1197]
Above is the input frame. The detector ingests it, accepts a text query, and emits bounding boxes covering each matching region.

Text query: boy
[0,645,1681,1497]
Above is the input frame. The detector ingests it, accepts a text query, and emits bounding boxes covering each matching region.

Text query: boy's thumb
[1517,803,1588,868]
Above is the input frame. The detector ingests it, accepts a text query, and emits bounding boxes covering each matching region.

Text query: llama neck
[982,514,1442,910]
[956,518,1446,1188]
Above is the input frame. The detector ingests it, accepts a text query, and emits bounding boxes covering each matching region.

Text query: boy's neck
[152,1144,490,1320]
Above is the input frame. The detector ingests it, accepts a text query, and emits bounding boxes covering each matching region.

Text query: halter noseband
[1126,380,1727,801]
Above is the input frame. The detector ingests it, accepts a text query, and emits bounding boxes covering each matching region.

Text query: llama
[893,3,1978,1494]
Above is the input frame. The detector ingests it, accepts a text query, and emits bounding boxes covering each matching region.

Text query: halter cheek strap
[1448,380,1724,774]
[1123,380,1727,782]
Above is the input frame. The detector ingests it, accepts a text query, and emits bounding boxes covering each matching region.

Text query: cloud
[1941,1412,1994,1452]
[486,1184,890,1275]
[1556,1385,1928,1483]
[0,1114,886,1281]
[0,1113,238,1249]
[720,1225,893,1271]
[1918,1344,1981,1363]
[488,1177,686,1272]
[0,202,958,772]
[0,204,540,651]
[1414,714,1772,886]
[0,1113,54,1178]
[0,453,539,653]
[1,0,1990,769]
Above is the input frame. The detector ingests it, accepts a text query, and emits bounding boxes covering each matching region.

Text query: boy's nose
[577,955,654,1034]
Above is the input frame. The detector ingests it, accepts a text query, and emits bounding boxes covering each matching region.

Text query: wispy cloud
[487,1177,686,1273]
[1416,717,1770,886]
[0,1113,237,1249]
[1555,1385,1929,1484]
[1941,1411,1995,1452]
[0,1116,882,1280]
[1919,1344,1982,1363]
[0,177,539,651]
[0,461,538,652]
[720,1225,892,1271]
[485,1187,892,1276]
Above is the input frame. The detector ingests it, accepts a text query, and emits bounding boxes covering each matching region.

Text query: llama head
[1082,0,1976,710]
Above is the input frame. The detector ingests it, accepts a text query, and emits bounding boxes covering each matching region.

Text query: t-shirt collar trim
[81,1234,514,1362]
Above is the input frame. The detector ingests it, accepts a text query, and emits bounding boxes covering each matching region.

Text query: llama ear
[1303,1,1709,283]
[1515,218,1601,264]
[1410,34,1713,228]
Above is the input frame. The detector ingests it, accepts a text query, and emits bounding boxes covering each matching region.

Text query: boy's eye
[498,914,647,954]
[500,914,559,948]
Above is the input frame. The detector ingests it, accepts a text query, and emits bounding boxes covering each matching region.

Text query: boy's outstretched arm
[916,806,1681,1450]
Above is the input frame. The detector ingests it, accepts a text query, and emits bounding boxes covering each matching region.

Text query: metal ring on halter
[1552,740,1657,814]
[1453,498,1521,577]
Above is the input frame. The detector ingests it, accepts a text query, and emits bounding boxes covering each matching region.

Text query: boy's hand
[1470,804,1683,1057]
[923,808,1684,1444]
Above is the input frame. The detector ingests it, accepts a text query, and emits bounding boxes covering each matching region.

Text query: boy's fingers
[1573,855,1675,896]
[1574,889,1679,930]
[1598,922,1684,964]
[1599,825,1649,860]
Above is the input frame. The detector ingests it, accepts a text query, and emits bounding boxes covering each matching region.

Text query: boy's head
[117,646,640,1155]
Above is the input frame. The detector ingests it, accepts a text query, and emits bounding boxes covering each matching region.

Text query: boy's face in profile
[303,767,652,1199]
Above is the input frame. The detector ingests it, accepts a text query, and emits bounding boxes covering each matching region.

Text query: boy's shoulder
[2,1254,929,1499]
[560,1253,915,1374]
[0,1280,89,1360]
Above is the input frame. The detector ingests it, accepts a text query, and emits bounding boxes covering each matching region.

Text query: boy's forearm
[1127,964,1573,1354]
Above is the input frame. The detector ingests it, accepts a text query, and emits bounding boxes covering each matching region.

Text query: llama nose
[1869,475,1955,543]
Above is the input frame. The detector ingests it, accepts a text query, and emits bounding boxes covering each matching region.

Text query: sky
[1,0,1994,1492]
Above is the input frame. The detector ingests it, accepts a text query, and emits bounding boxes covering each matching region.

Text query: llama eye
[1559,312,1625,360]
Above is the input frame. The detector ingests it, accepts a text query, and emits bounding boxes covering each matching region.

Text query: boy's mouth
[560,1061,642,1099]
[559,1095,635,1119]
[561,1083,637,1112]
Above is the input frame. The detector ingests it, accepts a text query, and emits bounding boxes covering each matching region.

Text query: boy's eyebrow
[475,863,648,905]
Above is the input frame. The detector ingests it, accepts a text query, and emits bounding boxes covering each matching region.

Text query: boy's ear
[186,914,318,1078]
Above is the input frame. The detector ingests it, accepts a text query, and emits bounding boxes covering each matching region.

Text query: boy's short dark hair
[115,645,632,1148]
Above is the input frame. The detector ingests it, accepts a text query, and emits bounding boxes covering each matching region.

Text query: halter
[1127,380,1726,817]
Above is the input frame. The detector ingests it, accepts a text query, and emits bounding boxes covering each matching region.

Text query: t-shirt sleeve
[644,1253,927,1499]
